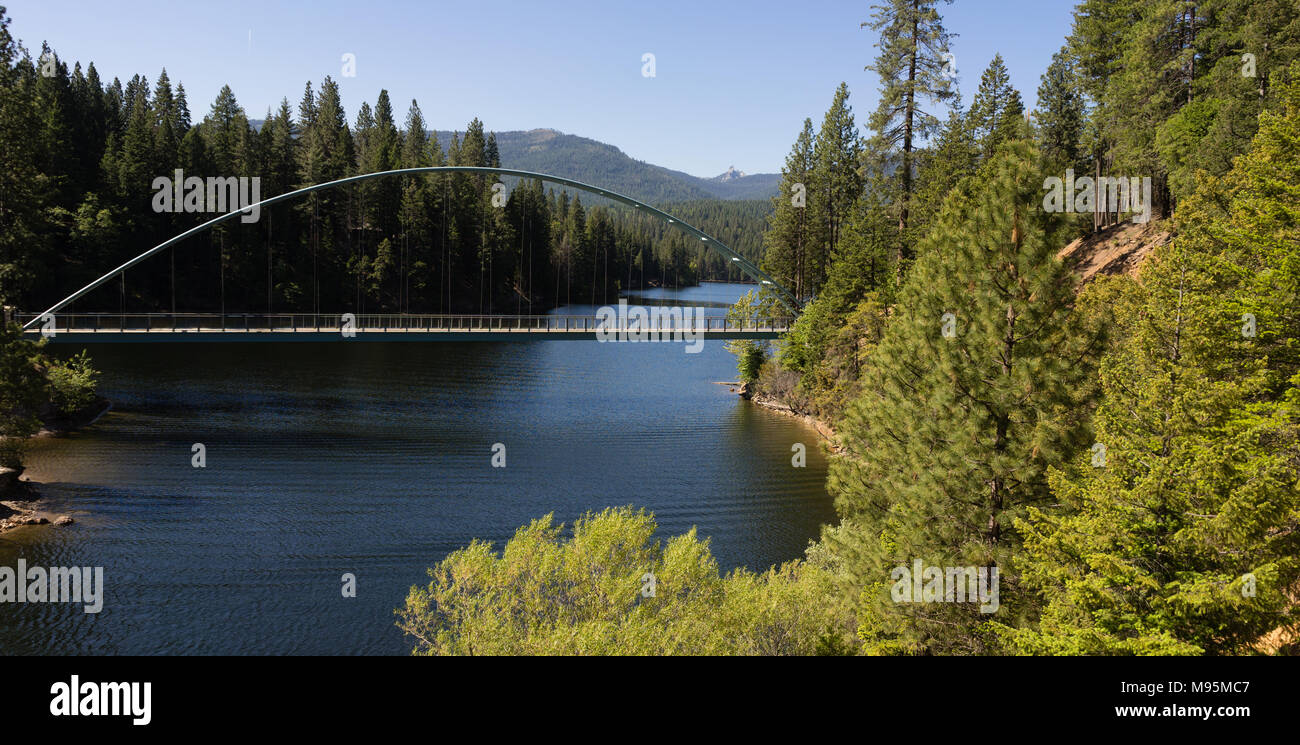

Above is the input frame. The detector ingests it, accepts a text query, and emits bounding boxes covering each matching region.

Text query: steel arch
[23,166,799,328]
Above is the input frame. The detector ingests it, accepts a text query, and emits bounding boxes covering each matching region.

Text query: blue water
[0,284,833,654]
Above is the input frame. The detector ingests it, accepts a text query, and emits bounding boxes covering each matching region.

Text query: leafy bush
[724,290,774,385]
[397,506,855,655]
[737,343,766,384]
[753,361,809,409]
[46,351,98,416]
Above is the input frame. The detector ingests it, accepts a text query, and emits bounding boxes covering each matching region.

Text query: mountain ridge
[430,128,780,203]
[249,119,780,203]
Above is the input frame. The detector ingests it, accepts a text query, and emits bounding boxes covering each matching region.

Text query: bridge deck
[15,313,792,343]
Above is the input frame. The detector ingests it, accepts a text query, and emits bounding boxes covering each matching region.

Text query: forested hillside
[759,0,1300,422]
[0,14,774,317]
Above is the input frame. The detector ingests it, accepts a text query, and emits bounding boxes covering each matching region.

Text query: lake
[0,283,834,654]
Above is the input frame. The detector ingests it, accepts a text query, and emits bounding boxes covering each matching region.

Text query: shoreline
[747,393,842,453]
[0,396,110,534]
[717,381,841,453]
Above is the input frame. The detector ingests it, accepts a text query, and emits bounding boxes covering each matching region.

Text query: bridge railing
[12,312,795,334]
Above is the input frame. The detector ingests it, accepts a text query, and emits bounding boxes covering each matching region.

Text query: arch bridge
[17,167,797,343]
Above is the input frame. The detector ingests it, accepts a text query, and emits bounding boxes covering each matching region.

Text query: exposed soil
[1057,219,1173,284]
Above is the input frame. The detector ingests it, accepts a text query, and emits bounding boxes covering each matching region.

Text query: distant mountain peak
[714,165,747,182]
[426,129,779,202]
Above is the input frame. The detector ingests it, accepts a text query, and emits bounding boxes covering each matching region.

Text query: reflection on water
[621,282,763,309]
[0,284,833,655]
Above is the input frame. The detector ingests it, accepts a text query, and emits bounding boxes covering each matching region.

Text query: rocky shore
[0,396,109,534]
[0,464,57,532]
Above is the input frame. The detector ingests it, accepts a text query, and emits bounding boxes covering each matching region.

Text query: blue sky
[7,0,1077,176]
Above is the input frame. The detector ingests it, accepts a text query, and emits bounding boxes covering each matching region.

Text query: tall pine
[863,0,957,275]
[825,138,1104,654]
[967,54,1025,164]
[762,118,820,301]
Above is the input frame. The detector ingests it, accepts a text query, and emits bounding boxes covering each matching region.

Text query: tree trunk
[896,8,920,280]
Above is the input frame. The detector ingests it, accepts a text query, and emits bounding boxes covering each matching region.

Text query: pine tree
[349,100,377,309]
[353,101,375,169]
[264,99,297,194]
[202,84,250,175]
[776,194,893,418]
[909,100,977,248]
[0,7,50,306]
[31,44,75,205]
[116,76,154,207]
[295,77,352,313]
[174,82,190,131]
[1036,49,1086,175]
[1157,0,1300,199]
[825,139,1104,654]
[1100,1,1200,218]
[371,89,401,241]
[863,0,957,273]
[811,83,863,292]
[1068,0,1141,99]
[968,54,1025,163]
[762,118,820,301]
[308,77,351,184]
[398,99,431,313]
[256,98,296,312]
[152,69,179,172]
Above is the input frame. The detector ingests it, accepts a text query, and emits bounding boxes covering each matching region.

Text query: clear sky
[6,0,1077,177]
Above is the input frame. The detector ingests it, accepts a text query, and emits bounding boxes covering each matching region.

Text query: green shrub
[46,351,98,416]
[737,343,766,384]
[397,507,856,655]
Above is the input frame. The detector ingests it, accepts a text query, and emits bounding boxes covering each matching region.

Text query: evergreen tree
[152,69,179,172]
[1067,0,1141,100]
[370,89,400,241]
[909,101,978,248]
[968,54,1025,163]
[264,99,297,194]
[68,62,106,193]
[353,100,375,169]
[863,0,957,273]
[31,45,75,204]
[258,98,297,311]
[398,99,431,313]
[202,84,250,175]
[1035,49,1086,175]
[174,82,190,131]
[810,83,863,293]
[102,75,123,140]
[294,77,353,313]
[0,7,49,305]
[1100,1,1200,217]
[762,118,820,301]
[350,100,378,307]
[776,191,894,419]
[115,76,154,208]
[825,139,1104,654]
[1156,0,1300,199]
